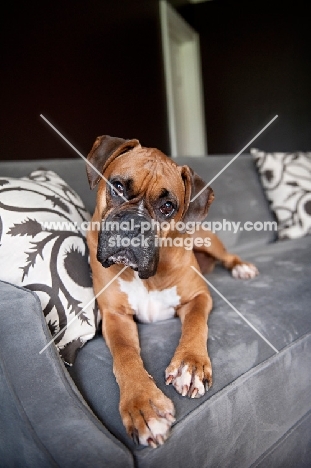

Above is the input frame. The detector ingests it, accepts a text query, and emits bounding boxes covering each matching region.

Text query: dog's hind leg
[192,229,258,279]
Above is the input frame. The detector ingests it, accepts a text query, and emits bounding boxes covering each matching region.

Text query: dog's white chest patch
[118,273,180,323]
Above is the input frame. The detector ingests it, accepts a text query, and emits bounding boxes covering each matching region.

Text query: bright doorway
[160,1,207,157]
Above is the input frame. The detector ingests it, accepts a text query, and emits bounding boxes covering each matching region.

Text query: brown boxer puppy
[86,136,258,448]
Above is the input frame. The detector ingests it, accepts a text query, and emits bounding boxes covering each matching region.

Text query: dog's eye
[159,201,175,217]
[111,181,124,196]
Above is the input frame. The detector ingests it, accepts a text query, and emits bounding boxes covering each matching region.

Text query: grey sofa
[1,155,311,467]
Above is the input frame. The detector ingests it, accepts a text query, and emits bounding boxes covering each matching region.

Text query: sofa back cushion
[177,155,277,251]
[1,155,276,251]
[0,159,97,215]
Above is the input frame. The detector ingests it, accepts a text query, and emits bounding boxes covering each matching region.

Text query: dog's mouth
[98,244,158,279]
[96,210,159,279]
[106,249,139,270]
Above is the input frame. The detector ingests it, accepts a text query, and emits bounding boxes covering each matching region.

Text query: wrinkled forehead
[104,147,184,198]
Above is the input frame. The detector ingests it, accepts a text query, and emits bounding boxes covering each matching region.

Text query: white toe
[191,374,205,397]
[232,263,258,279]
[174,365,192,395]
[138,417,171,446]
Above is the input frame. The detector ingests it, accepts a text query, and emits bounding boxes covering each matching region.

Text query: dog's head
[87,135,214,279]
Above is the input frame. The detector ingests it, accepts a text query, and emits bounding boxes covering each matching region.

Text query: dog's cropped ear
[86,135,140,189]
[181,165,214,223]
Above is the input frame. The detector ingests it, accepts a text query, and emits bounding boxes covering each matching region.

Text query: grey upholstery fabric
[209,236,311,351]
[1,156,310,467]
[253,410,311,468]
[68,236,311,466]
[135,336,311,468]
[176,155,277,250]
[0,281,133,467]
[0,363,57,467]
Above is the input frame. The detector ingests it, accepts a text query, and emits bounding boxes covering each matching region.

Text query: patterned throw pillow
[0,169,99,365]
[251,148,311,239]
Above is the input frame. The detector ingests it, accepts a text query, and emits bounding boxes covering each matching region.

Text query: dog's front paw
[165,354,212,398]
[232,262,258,279]
[120,384,175,448]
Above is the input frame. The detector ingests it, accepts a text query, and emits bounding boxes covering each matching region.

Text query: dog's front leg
[102,311,175,447]
[165,293,213,398]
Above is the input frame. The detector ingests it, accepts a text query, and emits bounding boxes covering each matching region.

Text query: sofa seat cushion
[208,235,311,351]
[68,236,311,466]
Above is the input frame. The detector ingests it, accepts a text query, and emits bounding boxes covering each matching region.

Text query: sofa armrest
[0,281,133,467]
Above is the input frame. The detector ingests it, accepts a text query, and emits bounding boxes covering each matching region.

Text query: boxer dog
[86,136,258,448]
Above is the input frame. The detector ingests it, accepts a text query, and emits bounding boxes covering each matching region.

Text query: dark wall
[1,0,169,161]
[2,0,310,160]
[180,0,311,153]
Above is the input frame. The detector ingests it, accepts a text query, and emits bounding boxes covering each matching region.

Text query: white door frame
[160,1,207,157]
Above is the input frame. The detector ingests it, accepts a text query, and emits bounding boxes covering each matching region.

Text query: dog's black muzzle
[97,209,159,279]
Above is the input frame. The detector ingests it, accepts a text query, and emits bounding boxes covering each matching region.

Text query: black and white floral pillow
[251,148,311,239]
[0,169,99,365]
